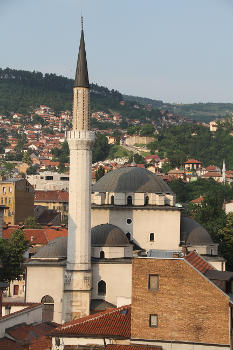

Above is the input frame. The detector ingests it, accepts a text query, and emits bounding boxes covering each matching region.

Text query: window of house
[126,218,132,225]
[148,274,159,291]
[9,187,12,193]
[5,198,7,204]
[1,198,3,204]
[2,187,6,194]
[13,285,19,295]
[150,233,154,241]
[98,280,106,295]
[110,195,114,205]
[100,251,105,259]
[149,314,158,327]
[145,196,149,205]
[8,198,11,204]
[41,295,54,322]
[126,232,131,241]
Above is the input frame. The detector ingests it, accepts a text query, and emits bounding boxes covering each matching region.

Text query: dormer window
[145,196,149,205]
[111,195,114,205]
[127,196,132,206]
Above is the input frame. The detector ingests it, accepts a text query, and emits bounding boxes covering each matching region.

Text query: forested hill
[0,68,162,124]
[124,95,233,123]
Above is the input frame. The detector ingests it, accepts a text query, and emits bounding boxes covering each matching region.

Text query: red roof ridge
[59,304,130,331]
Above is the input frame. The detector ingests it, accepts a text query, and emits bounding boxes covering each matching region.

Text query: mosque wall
[26,265,64,323]
[91,262,132,305]
[91,207,181,251]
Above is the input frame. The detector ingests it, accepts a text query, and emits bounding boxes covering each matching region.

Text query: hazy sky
[1,0,232,103]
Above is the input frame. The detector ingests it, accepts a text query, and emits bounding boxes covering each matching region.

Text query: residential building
[0,179,34,225]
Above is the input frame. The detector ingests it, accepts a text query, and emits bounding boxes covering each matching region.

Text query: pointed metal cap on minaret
[74,17,89,88]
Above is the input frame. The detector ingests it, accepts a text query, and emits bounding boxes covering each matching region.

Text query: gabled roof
[184,159,202,164]
[51,305,131,338]
[184,251,215,274]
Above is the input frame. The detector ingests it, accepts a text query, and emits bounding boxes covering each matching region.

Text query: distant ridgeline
[0,68,162,125]
[124,95,233,123]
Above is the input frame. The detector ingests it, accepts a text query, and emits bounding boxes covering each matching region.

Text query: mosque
[25,23,224,324]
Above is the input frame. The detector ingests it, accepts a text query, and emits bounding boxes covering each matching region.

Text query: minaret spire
[64,19,95,321]
[72,18,90,131]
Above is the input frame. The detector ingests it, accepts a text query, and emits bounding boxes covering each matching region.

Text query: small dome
[92,167,173,194]
[33,236,67,259]
[91,224,129,247]
[180,216,213,246]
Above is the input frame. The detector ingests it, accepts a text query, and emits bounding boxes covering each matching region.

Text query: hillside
[124,95,233,122]
[0,68,162,126]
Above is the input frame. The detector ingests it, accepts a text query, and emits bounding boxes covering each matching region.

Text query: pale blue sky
[1,0,232,103]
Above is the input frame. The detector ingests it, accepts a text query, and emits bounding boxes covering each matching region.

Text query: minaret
[63,18,95,321]
[222,160,226,185]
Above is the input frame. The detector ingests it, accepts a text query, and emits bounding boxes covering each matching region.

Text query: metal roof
[74,29,89,88]
[92,167,174,194]
[180,216,213,246]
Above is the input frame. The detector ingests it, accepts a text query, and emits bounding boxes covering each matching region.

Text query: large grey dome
[91,224,129,247]
[180,216,213,246]
[32,236,67,259]
[92,167,173,194]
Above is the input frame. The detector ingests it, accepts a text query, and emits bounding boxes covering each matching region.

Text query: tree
[0,229,29,282]
[96,166,105,181]
[161,161,172,174]
[24,216,41,229]
[128,153,145,164]
[26,165,37,175]
[92,134,110,163]
[22,151,32,166]
[217,213,233,270]
[140,124,155,136]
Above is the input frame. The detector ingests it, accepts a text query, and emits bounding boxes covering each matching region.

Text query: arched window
[98,280,106,295]
[150,233,154,242]
[145,196,149,205]
[127,196,132,206]
[111,195,114,205]
[126,232,131,241]
[100,251,105,259]
[41,295,54,321]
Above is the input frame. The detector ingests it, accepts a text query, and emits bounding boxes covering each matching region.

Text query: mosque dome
[92,167,173,194]
[180,216,213,246]
[31,224,130,260]
[91,224,130,247]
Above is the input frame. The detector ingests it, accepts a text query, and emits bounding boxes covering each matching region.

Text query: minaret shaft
[63,22,94,322]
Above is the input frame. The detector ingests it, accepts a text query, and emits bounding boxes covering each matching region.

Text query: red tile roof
[202,171,221,178]
[184,251,215,274]
[190,196,204,204]
[3,228,48,245]
[0,338,24,350]
[52,305,131,338]
[35,190,68,202]
[44,227,67,241]
[6,322,57,344]
[184,159,202,164]
[106,345,162,350]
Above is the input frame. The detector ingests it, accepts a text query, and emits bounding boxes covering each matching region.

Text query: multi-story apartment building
[0,179,34,225]
[34,190,68,222]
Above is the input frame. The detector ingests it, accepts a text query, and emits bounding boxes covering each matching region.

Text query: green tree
[92,134,110,163]
[161,161,172,174]
[95,166,105,181]
[26,165,38,175]
[24,216,41,229]
[128,153,145,164]
[22,151,32,166]
[217,213,233,270]
[140,124,155,136]
[0,229,29,282]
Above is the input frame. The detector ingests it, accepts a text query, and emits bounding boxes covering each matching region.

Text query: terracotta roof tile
[184,159,202,164]
[0,338,24,350]
[190,196,204,204]
[35,190,68,202]
[184,251,215,274]
[3,228,48,245]
[106,345,162,350]
[52,305,131,338]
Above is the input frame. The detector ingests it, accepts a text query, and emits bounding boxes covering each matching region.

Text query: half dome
[91,224,129,247]
[180,216,213,246]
